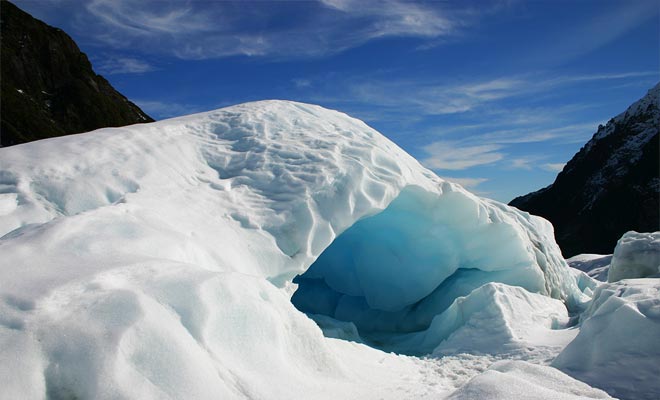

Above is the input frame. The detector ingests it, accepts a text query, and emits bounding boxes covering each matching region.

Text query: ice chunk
[306,314,363,343]
[380,283,575,356]
[448,360,613,399]
[567,254,612,282]
[608,231,660,282]
[553,279,660,399]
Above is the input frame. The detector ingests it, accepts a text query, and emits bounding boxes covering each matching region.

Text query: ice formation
[567,254,612,282]
[608,231,660,282]
[0,101,588,398]
[448,360,612,399]
[553,279,660,400]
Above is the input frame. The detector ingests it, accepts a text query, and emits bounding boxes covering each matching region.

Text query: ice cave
[292,186,560,354]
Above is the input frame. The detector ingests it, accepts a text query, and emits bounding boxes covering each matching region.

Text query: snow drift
[608,231,660,282]
[0,101,585,399]
[448,360,612,400]
[553,279,660,400]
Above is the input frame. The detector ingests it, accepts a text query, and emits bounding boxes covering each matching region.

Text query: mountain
[510,83,660,258]
[0,0,153,146]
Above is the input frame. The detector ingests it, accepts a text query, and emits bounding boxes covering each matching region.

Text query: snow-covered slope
[449,360,612,400]
[1,101,586,399]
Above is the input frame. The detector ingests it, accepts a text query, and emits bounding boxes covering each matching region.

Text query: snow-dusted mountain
[510,83,660,257]
[0,100,656,399]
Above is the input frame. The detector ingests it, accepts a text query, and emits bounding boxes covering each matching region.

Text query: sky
[14,0,660,202]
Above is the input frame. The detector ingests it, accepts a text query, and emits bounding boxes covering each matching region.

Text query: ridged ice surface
[0,101,586,399]
[553,279,660,399]
[608,231,660,282]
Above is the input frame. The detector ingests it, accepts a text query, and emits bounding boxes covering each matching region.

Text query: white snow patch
[423,283,576,359]
[553,278,660,399]
[608,231,660,282]
[567,253,612,282]
[448,360,613,399]
[0,100,588,399]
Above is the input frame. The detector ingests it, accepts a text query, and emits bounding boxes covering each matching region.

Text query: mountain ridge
[0,0,153,146]
[510,82,660,257]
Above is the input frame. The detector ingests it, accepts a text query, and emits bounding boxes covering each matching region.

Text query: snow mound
[608,231,660,282]
[567,254,611,282]
[428,283,575,357]
[368,282,576,357]
[448,360,613,399]
[553,279,660,399]
[0,100,584,398]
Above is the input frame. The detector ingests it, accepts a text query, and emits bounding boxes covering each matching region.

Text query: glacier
[0,100,637,399]
[553,278,660,400]
[607,231,660,282]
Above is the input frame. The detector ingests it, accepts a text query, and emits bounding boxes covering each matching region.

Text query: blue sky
[15,0,659,202]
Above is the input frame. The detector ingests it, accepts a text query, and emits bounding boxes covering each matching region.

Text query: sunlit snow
[0,101,655,399]
[608,231,660,282]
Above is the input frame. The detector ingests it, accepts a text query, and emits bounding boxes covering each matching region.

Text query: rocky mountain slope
[510,83,660,257]
[0,0,153,146]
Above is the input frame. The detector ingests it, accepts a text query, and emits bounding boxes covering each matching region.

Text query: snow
[592,83,659,143]
[608,231,660,282]
[291,188,581,350]
[580,83,659,206]
[0,100,608,399]
[428,283,577,358]
[448,360,612,399]
[553,278,660,400]
[567,253,611,282]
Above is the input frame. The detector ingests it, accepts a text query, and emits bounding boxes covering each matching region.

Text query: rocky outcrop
[510,83,659,257]
[0,0,153,146]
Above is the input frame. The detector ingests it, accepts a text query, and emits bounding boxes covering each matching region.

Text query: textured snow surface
[448,360,612,400]
[0,101,589,399]
[360,282,578,357]
[567,254,612,282]
[553,278,660,399]
[608,231,660,282]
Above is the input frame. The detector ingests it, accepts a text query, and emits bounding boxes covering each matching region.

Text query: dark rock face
[510,83,660,258]
[0,0,153,146]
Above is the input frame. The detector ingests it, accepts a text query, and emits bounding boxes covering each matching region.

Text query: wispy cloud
[296,69,653,175]
[95,56,155,75]
[440,176,488,189]
[471,122,602,145]
[53,0,489,60]
[292,78,312,89]
[339,71,657,117]
[421,141,504,170]
[509,157,538,170]
[522,0,659,67]
[133,100,207,120]
[343,77,526,116]
[542,163,566,172]
[319,0,455,38]
[86,0,213,35]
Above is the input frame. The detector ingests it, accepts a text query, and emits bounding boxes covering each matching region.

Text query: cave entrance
[291,186,540,355]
